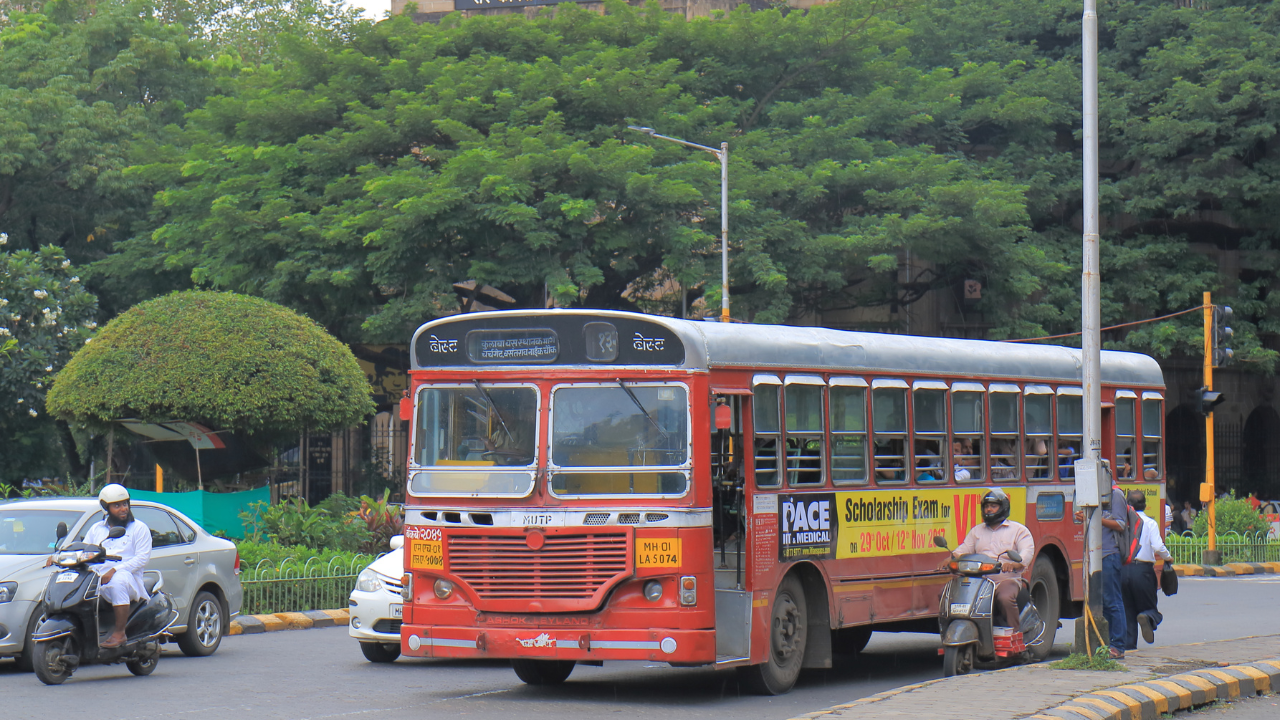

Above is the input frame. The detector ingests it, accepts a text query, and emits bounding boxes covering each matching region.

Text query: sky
[347,0,391,20]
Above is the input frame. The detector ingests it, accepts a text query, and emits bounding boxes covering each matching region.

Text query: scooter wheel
[127,655,158,676]
[942,644,974,677]
[32,637,76,685]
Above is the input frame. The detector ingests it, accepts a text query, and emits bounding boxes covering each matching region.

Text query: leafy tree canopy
[46,290,375,436]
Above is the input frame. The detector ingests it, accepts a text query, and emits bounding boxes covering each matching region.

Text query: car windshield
[549,383,690,496]
[0,509,84,555]
[410,384,538,496]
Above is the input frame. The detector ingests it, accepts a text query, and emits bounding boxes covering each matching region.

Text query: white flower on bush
[33,290,48,299]
[70,276,80,283]
[0,298,7,308]
[28,408,38,417]
[61,260,70,269]
[0,327,9,337]
[44,365,53,372]
[0,232,7,245]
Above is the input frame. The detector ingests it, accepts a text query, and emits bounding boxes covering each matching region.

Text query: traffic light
[1196,386,1225,416]
[1213,305,1234,367]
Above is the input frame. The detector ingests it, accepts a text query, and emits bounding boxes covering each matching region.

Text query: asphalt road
[3,575,1278,720]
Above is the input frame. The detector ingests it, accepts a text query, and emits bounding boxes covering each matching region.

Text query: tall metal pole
[1076,0,1106,654]
[720,142,730,323]
[627,126,730,322]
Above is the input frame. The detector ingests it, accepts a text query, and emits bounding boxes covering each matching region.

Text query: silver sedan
[0,497,243,671]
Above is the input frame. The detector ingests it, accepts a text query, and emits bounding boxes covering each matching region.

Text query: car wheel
[360,641,401,663]
[177,591,224,657]
[15,605,44,673]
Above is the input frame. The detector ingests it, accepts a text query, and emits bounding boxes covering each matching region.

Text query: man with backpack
[1101,483,1133,658]
[1120,490,1172,651]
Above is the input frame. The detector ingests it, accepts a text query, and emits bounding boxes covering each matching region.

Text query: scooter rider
[84,484,152,648]
[942,489,1034,629]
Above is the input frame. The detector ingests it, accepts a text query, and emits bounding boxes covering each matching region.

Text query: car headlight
[355,568,384,593]
[0,581,16,603]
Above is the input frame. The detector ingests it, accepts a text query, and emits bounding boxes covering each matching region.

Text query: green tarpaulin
[130,486,269,539]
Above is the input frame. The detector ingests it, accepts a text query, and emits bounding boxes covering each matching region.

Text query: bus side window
[1024,388,1053,481]
[830,381,868,485]
[1056,390,1083,483]
[1142,396,1163,480]
[1115,393,1137,480]
[785,381,824,486]
[989,386,1021,481]
[913,385,947,484]
[951,387,985,483]
[753,381,782,488]
[872,383,908,484]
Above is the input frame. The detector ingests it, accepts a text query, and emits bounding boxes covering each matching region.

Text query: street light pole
[628,126,730,322]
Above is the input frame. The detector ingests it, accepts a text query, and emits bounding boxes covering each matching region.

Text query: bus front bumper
[400,623,716,664]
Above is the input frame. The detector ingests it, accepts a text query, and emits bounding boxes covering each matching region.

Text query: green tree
[46,290,375,438]
[0,234,99,482]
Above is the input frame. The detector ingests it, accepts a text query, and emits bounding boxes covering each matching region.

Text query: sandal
[1108,647,1124,659]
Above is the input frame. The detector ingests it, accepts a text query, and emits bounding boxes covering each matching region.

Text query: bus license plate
[390,603,403,619]
[949,603,971,616]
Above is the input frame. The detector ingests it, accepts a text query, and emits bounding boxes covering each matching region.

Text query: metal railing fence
[240,554,383,616]
[1164,531,1280,565]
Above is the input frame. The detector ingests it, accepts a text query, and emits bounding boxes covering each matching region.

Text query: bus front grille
[448,532,632,608]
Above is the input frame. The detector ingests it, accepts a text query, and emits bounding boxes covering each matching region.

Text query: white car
[349,537,403,662]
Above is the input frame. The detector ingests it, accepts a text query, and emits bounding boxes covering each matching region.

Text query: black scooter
[31,525,179,685]
[931,535,1047,677]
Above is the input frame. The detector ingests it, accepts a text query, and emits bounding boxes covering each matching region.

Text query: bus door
[711,388,751,660]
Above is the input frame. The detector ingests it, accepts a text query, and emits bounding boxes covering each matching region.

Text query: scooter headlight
[53,550,95,567]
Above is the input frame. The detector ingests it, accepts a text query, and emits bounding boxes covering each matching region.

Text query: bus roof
[411,309,1166,388]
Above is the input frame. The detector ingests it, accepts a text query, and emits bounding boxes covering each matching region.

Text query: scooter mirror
[108,525,127,539]
[931,535,949,549]
[1005,549,1022,564]
[56,521,68,541]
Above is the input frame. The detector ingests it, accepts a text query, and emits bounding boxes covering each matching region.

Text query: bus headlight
[434,579,454,599]
[679,576,697,606]
[643,580,663,602]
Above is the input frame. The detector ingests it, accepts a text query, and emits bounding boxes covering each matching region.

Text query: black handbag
[1160,563,1179,596]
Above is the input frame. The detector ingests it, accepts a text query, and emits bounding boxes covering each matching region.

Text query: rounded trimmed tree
[47,291,374,437]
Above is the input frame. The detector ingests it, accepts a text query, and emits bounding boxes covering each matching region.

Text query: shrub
[356,490,404,555]
[239,497,372,552]
[1191,492,1269,536]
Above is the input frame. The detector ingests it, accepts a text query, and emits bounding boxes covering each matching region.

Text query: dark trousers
[1103,552,1126,648]
[994,579,1021,629]
[1121,561,1162,650]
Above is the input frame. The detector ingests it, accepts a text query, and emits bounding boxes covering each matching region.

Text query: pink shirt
[954,520,1035,584]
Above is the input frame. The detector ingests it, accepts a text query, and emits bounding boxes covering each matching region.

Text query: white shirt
[84,518,152,598]
[1134,513,1171,563]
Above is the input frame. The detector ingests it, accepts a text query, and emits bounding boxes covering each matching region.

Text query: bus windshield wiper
[617,379,668,446]
[473,380,514,443]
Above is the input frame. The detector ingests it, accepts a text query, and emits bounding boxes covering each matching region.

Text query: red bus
[397,310,1167,693]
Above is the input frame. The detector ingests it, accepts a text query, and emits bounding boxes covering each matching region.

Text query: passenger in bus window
[874,438,906,480]
[1057,441,1077,479]
[952,438,973,482]
[991,439,1018,480]
[915,439,944,483]
[1028,437,1051,479]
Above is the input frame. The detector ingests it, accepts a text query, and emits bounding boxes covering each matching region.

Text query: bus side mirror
[399,394,413,422]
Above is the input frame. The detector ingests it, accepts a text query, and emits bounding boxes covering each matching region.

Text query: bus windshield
[549,383,690,496]
[410,384,538,496]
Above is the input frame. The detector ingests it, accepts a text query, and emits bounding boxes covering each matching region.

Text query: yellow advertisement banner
[835,487,1027,559]
[636,538,682,568]
[1117,483,1161,522]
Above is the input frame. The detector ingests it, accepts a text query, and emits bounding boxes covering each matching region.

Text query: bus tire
[742,575,807,695]
[512,659,575,685]
[1028,556,1061,662]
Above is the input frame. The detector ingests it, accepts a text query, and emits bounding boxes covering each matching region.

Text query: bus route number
[408,527,444,570]
[636,538,681,568]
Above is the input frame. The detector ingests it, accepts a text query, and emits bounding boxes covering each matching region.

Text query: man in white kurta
[83,485,152,647]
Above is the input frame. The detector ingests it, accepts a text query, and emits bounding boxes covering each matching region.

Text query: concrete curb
[1027,658,1280,720]
[228,609,349,636]
[1173,562,1280,577]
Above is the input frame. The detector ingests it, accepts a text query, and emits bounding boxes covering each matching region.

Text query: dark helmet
[981,488,1010,527]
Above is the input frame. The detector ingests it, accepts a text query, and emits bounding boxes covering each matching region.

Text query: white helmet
[98,483,130,508]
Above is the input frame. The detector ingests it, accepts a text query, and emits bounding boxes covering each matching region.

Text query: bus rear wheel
[742,575,807,695]
[512,659,575,685]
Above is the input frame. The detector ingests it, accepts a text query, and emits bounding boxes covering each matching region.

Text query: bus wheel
[512,659,575,685]
[1028,557,1061,662]
[742,575,807,695]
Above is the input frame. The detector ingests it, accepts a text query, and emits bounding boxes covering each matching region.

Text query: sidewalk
[787,635,1280,720]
